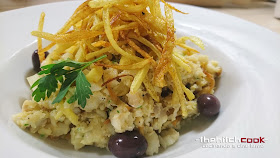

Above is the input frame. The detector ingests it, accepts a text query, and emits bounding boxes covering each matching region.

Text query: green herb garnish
[117,110,120,113]
[24,124,29,126]
[31,55,107,108]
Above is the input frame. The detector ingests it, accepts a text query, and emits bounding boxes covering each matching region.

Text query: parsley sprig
[31,55,107,108]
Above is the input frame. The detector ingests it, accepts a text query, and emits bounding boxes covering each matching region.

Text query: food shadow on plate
[18,97,28,109]
[19,68,35,108]
[43,137,111,156]
[180,114,218,134]
[20,129,112,157]
[24,68,36,86]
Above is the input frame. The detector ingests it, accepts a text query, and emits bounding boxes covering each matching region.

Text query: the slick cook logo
[196,136,267,149]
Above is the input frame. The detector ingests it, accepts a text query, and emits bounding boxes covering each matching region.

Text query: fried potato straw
[31,0,212,119]
[37,12,45,63]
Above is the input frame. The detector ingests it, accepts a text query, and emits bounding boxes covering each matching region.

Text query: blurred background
[0,0,279,33]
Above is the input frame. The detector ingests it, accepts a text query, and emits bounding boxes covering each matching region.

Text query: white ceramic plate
[0,1,280,158]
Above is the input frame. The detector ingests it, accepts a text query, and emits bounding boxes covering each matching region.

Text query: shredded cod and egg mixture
[13,0,222,157]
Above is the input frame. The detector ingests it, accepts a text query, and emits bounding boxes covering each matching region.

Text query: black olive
[32,49,49,72]
[161,87,172,97]
[185,83,191,89]
[108,130,148,158]
[197,94,221,117]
